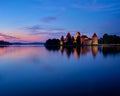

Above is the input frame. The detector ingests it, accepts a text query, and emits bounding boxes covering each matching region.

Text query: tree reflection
[0,45,9,48]
[45,45,60,52]
[102,46,120,56]
[0,45,9,56]
[61,46,74,58]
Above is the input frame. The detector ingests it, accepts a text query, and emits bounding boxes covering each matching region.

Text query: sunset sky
[0,0,120,42]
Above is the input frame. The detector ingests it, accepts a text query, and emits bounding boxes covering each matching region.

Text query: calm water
[0,45,120,96]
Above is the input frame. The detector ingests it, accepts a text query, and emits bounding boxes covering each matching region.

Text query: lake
[0,45,120,96]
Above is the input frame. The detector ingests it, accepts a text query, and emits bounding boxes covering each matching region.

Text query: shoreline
[0,44,120,47]
[45,44,120,47]
[99,44,120,47]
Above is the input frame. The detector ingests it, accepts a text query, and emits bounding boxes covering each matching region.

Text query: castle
[60,32,98,45]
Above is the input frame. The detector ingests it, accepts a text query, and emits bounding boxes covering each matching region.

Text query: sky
[0,0,120,42]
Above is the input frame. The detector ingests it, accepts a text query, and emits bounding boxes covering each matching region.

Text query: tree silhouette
[45,39,60,46]
[76,36,81,45]
[102,34,120,44]
[0,40,11,45]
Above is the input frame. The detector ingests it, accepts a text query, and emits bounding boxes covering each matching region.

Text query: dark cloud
[0,33,19,40]
[0,32,35,42]
[41,16,57,23]
[49,28,65,31]
[41,7,66,23]
[24,25,44,32]
[24,25,66,35]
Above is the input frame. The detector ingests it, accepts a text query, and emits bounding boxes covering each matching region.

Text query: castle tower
[81,35,88,45]
[75,32,81,38]
[66,32,72,43]
[60,35,64,45]
[92,33,98,45]
[75,32,81,44]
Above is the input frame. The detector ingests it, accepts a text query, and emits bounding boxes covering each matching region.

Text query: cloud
[0,33,27,42]
[49,28,65,31]
[24,25,44,32]
[24,25,66,35]
[72,0,120,12]
[41,16,57,23]
[41,6,66,23]
[0,33,19,40]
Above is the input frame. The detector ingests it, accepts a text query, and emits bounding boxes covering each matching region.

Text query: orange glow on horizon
[0,32,49,42]
[0,36,5,40]
[0,46,49,58]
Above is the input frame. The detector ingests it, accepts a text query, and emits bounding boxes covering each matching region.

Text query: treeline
[0,40,11,45]
[45,39,60,46]
[99,34,120,44]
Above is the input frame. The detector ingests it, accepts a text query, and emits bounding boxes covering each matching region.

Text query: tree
[76,36,81,45]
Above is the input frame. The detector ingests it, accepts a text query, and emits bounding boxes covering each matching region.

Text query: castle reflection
[45,45,99,58]
[46,45,120,59]
[60,46,98,59]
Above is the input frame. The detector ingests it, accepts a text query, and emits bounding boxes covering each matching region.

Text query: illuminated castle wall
[92,33,98,45]
[60,32,98,45]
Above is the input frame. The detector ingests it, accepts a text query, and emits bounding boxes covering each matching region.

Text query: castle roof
[76,32,80,35]
[92,33,98,38]
[75,32,81,37]
[81,35,88,38]
[60,35,64,41]
[66,32,71,38]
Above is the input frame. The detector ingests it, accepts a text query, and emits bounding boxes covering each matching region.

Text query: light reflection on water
[0,45,120,96]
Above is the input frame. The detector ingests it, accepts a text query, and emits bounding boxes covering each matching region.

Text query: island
[45,32,120,47]
[45,32,98,47]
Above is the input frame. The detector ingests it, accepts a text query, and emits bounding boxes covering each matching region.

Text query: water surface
[0,45,120,96]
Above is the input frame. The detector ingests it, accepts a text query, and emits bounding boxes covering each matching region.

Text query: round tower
[75,32,81,44]
[75,32,81,38]
[92,33,98,45]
